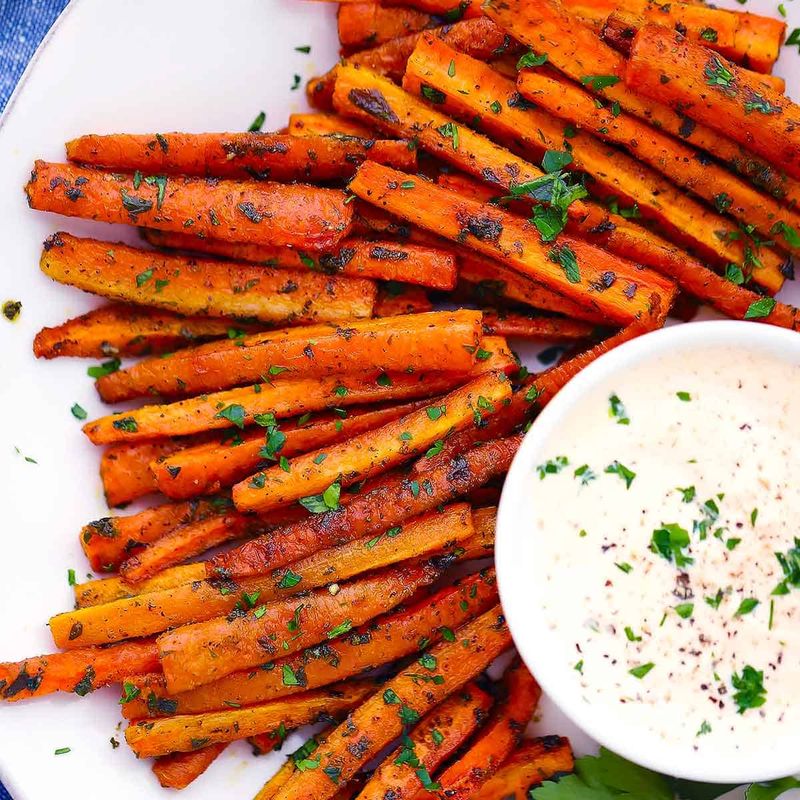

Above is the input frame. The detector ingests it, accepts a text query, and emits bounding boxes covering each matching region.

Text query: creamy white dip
[530,344,800,754]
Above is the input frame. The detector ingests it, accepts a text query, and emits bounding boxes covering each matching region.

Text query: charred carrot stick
[350,162,676,322]
[80,497,230,573]
[153,402,428,501]
[309,17,511,109]
[626,24,800,183]
[0,639,159,702]
[141,229,457,290]
[233,371,511,513]
[425,659,541,798]
[517,69,800,256]
[152,744,229,789]
[42,233,375,326]
[32,303,259,360]
[481,311,597,341]
[96,310,481,402]
[66,132,416,181]
[338,2,433,52]
[288,113,375,137]
[101,439,186,507]
[209,436,518,579]
[125,680,373,758]
[374,283,433,316]
[468,737,575,800]
[359,683,494,800]
[83,353,513,445]
[270,605,512,800]
[55,504,473,647]
[482,0,800,211]
[158,562,443,693]
[25,161,353,251]
[402,35,786,293]
[119,569,499,719]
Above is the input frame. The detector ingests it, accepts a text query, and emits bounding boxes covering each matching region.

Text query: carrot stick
[288,113,374,137]
[41,233,375,326]
[338,2,433,52]
[481,0,800,211]
[152,743,229,789]
[0,639,159,702]
[359,682,494,800]
[626,24,800,183]
[252,730,330,800]
[32,303,258,359]
[80,497,231,573]
[53,504,473,647]
[233,371,511,513]
[458,254,606,324]
[481,310,597,341]
[83,354,513,445]
[270,605,512,800]
[518,68,800,258]
[119,569,499,719]
[65,132,416,181]
[157,562,444,693]
[101,439,185,507]
[402,34,786,293]
[468,737,575,800]
[209,436,518,579]
[25,161,353,251]
[374,284,433,316]
[141,229,457,290]
[424,659,541,798]
[153,402,429,501]
[96,310,481,402]
[125,680,374,758]
[349,161,677,323]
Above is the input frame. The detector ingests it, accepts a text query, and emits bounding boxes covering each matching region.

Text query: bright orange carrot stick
[374,284,433,316]
[25,161,353,251]
[338,2,433,52]
[152,744,229,789]
[101,438,185,507]
[481,311,597,341]
[288,113,374,137]
[232,371,511,513]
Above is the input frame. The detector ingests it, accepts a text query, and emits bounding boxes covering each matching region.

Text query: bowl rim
[496,318,800,784]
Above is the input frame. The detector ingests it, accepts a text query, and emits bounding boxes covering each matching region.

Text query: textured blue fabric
[0,0,70,113]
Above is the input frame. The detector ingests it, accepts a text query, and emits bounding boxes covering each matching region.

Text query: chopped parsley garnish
[704,55,735,90]
[248,111,266,132]
[674,602,694,619]
[650,523,693,567]
[517,50,548,69]
[605,461,636,489]
[772,537,800,595]
[731,665,767,713]
[436,121,460,150]
[299,481,341,513]
[705,589,725,610]
[608,393,629,425]
[744,297,776,319]
[537,455,569,479]
[677,485,696,503]
[548,243,580,283]
[215,403,246,429]
[71,403,87,420]
[580,75,621,91]
[628,662,655,679]
[734,598,760,617]
[676,391,691,401]
[574,464,597,485]
[87,358,121,379]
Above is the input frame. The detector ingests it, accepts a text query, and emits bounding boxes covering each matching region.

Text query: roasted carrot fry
[338,2,433,52]
[101,439,185,507]
[141,229,457,290]
[270,605,512,800]
[25,161,353,251]
[158,562,444,693]
[233,371,511,512]
[32,303,258,359]
[517,68,800,256]
[153,402,428,501]
[402,35,785,292]
[374,283,433,316]
[468,737,575,800]
[481,0,800,211]
[66,132,416,181]
[626,25,800,183]
[0,639,159,702]
[54,504,472,647]
[80,496,230,573]
[152,743,229,789]
[96,310,480,402]
[459,254,606,324]
[350,162,676,322]
[426,659,541,798]
[253,728,333,800]
[119,569,498,719]
[210,436,518,579]
[41,233,375,326]
[481,311,597,341]
[83,354,512,445]
[359,683,494,800]
[125,680,373,758]
[374,0,482,17]
[288,113,374,137]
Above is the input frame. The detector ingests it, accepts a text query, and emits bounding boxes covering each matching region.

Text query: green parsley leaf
[605,461,636,489]
[248,111,266,132]
[651,522,693,567]
[71,403,87,420]
[580,74,621,91]
[744,297,776,319]
[731,665,767,713]
[517,50,548,69]
[215,403,246,429]
[629,662,655,679]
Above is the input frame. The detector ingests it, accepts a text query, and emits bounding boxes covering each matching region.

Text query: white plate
[0,1,798,797]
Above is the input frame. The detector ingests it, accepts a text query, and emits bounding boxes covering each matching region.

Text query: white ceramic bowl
[496,320,800,784]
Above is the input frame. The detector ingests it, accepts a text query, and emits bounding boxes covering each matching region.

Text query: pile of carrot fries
[4,0,799,794]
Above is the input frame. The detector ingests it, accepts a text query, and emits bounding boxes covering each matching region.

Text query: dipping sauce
[529,344,800,757]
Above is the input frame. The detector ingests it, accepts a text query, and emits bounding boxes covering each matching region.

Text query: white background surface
[0,0,798,798]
